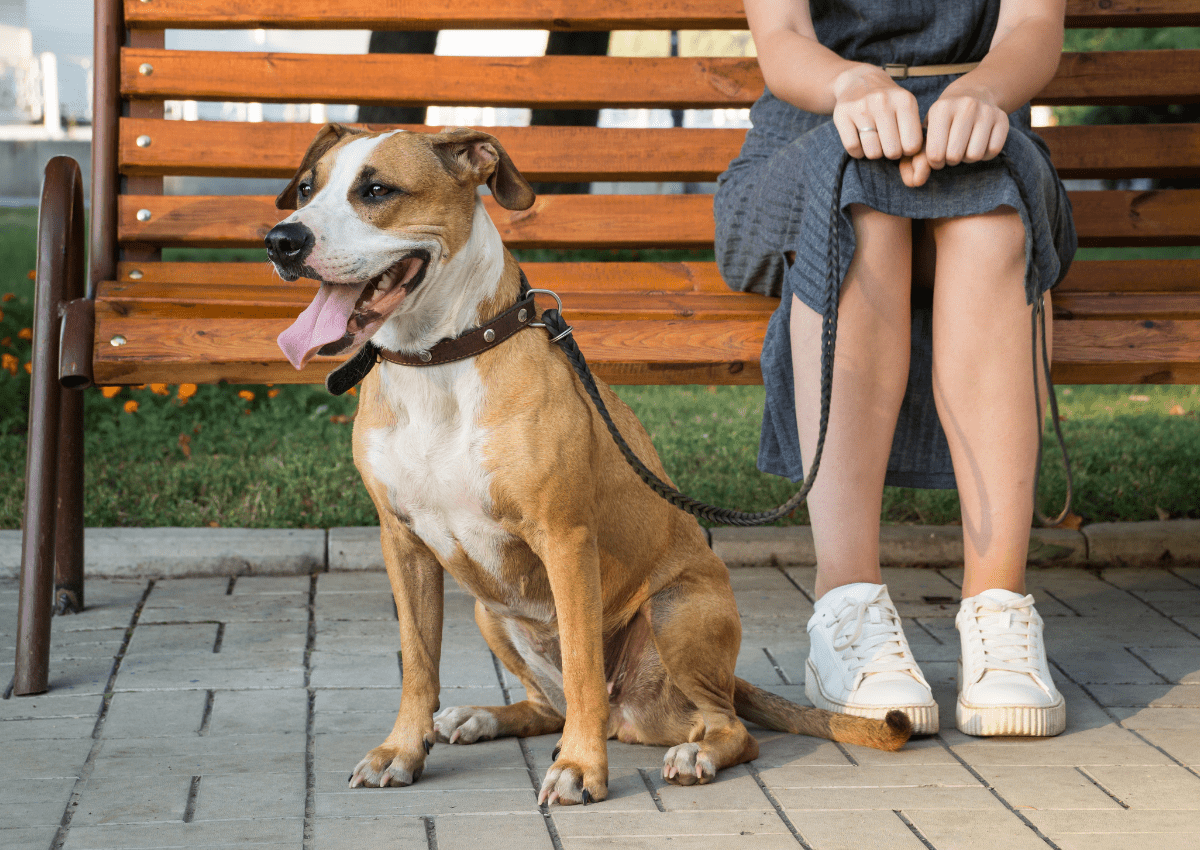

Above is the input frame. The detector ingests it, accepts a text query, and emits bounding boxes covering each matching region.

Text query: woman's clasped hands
[830,65,1009,188]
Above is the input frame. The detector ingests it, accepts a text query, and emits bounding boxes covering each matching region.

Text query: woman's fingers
[899,151,932,188]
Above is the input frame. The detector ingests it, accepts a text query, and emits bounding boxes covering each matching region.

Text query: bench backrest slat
[122,0,1200,30]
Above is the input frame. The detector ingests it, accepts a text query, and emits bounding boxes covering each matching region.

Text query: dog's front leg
[350,514,443,788]
[535,525,609,805]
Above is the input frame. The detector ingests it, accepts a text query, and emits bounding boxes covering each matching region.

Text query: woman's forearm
[945,7,1065,112]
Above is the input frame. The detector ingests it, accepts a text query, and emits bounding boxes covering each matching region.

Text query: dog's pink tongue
[277,281,369,369]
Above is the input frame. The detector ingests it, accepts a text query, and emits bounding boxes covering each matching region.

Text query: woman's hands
[833,66,1010,188]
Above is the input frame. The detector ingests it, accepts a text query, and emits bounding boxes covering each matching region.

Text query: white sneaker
[956,589,1066,737]
[805,582,939,734]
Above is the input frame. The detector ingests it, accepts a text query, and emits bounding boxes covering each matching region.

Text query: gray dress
[714,0,1077,489]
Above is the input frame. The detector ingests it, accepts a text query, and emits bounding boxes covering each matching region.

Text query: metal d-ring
[527,287,574,342]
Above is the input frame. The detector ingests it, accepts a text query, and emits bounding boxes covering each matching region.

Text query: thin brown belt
[884,62,980,80]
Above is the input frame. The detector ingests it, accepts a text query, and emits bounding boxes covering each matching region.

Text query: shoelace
[828,587,920,686]
[965,594,1042,679]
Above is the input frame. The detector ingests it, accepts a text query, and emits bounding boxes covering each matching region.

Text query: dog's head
[267,124,535,369]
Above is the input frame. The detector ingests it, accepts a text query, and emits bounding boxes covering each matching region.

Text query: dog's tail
[733,677,911,752]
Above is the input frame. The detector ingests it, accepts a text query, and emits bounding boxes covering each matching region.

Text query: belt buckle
[884,63,909,80]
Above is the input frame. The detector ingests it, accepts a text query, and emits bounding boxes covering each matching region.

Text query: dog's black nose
[265,222,314,263]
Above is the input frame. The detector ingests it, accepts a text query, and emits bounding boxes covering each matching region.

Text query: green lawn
[2,207,1197,529]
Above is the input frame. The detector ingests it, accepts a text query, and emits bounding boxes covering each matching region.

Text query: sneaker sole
[804,659,939,735]
[956,696,1066,737]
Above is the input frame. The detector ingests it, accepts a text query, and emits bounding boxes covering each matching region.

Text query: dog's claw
[581,789,593,805]
[552,744,562,761]
[424,739,433,754]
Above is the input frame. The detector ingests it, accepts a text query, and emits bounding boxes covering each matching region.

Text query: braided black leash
[533,154,851,526]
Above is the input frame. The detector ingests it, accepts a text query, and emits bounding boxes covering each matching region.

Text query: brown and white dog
[266,124,910,806]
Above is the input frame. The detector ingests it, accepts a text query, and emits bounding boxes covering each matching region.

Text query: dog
[265,124,911,806]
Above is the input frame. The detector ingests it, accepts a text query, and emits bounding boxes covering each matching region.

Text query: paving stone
[878,567,965,617]
[140,591,308,624]
[0,692,101,721]
[1083,765,1200,809]
[45,628,127,659]
[0,776,76,827]
[231,575,313,595]
[310,815,428,849]
[90,733,306,779]
[0,715,99,740]
[318,570,394,593]
[70,773,193,825]
[103,690,210,738]
[2,737,93,779]
[974,765,1125,810]
[1127,647,1200,683]
[560,836,800,849]
[649,764,771,812]
[1087,683,1200,708]
[1025,809,1200,838]
[787,809,928,850]
[711,526,816,567]
[1135,728,1200,764]
[1111,706,1200,730]
[747,731,854,768]
[772,781,1004,811]
[207,688,308,736]
[316,786,537,817]
[758,762,979,790]
[60,818,303,849]
[124,622,219,657]
[314,590,398,621]
[315,732,526,775]
[39,656,116,696]
[316,766,531,793]
[944,725,1173,767]
[192,772,306,821]
[83,527,325,577]
[310,652,401,689]
[902,808,1053,850]
[0,826,61,850]
[550,809,789,838]
[1049,646,1170,685]
[114,654,304,691]
[736,645,791,687]
[327,526,388,572]
[313,687,509,735]
[435,812,555,850]
[217,620,309,656]
[1051,833,1200,850]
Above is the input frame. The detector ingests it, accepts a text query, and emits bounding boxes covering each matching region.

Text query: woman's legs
[791,204,912,600]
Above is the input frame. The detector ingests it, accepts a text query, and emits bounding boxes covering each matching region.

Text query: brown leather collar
[374,291,537,367]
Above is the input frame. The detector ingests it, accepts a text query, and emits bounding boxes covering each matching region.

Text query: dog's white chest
[363,362,509,571]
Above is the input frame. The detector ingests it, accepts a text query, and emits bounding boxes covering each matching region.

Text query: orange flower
[101,386,122,398]
[238,390,255,401]
[150,383,171,396]
[1,353,17,375]
[177,383,198,400]
[0,308,4,321]
[18,328,32,340]
[347,386,358,397]
[24,362,31,374]
[2,292,15,301]
[1,337,10,347]
[123,400,139,413]
[267,388,280,398]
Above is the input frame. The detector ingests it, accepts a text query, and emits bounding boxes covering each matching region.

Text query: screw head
[138,63,153,76]
[483,329,496,343]
[518,309,527,322]
[418,350,432,362]
[136,209,152,222]
[136,135,151,147]
[128,269,143,279]
[110,335,127,347]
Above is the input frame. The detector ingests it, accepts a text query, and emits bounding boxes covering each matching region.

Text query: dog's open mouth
[277,250,430,370]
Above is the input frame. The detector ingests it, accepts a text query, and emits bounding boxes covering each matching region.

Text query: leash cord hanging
[533,153,850,526]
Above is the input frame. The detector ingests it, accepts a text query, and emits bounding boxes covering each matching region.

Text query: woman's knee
[931,206,1026,275]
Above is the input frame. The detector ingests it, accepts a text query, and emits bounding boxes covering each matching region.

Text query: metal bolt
[110,335,127,347]
[483,329,496,343]
[136,209,152,222]
[138,63,153,76]
[129,269,143,280]
[418,350,432,362]
[518,309,527,322]
[136,135,151,147]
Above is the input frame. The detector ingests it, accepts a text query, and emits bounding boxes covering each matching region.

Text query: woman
[715,0,1076,735]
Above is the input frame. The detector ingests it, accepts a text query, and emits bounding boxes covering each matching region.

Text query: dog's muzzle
[265,221,315,279]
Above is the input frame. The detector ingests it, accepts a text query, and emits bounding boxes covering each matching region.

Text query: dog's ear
[276,123,365,210]
[432,128,536,211]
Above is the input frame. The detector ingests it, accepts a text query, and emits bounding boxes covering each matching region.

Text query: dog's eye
[367,183,393,198]
[297,181,313,201]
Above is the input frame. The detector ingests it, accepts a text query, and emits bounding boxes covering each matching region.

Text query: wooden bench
[14,0,1200,695]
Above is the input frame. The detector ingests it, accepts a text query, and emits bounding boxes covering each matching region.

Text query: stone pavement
[2,564,1199,850]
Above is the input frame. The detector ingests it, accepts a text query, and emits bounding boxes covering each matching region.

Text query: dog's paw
[348,742,430,789]
[537,759,608,806]
[433,706,500,744]
[662,743,716,786]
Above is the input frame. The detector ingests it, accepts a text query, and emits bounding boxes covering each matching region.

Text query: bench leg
[14,156,87,696]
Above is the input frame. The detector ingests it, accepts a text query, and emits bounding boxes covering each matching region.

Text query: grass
[2,207,1198,530]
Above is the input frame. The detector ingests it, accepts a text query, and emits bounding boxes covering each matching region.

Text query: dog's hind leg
[433,601,566,743]
[640,563,761,786]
